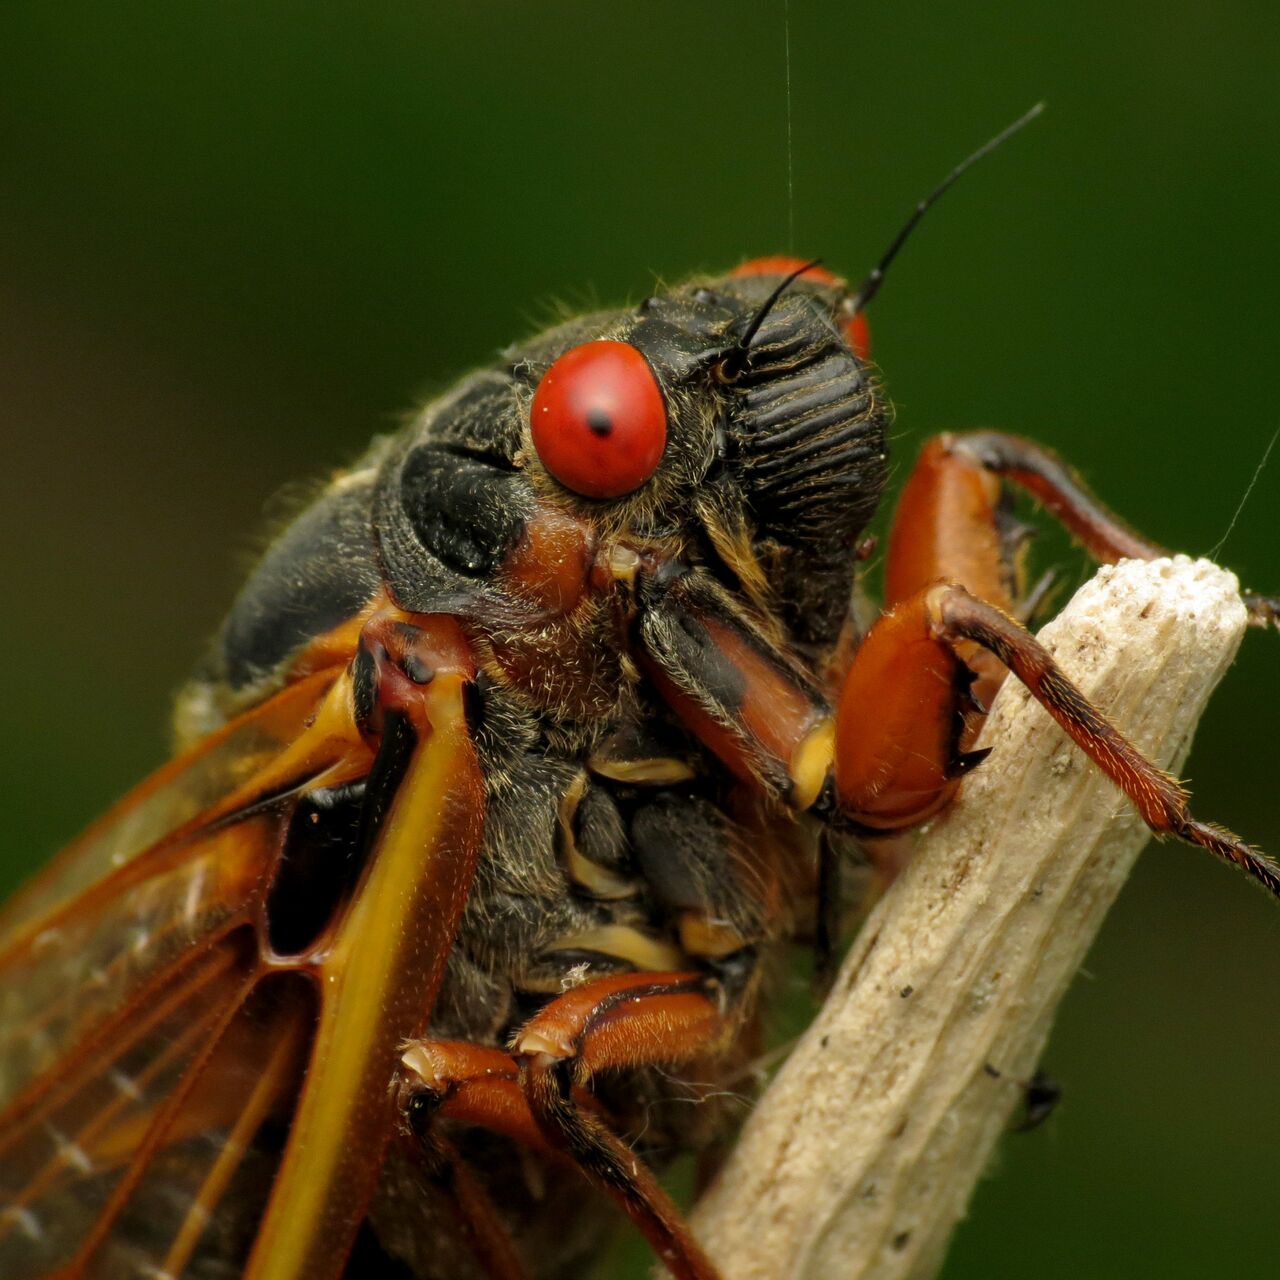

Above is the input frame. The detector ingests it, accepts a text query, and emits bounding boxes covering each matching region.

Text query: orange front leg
[884,434,1021,616]
[881,434,1029,720]
[881,430,1279,747]
[833,582,1280,899]
[637,564,833,808]
[831,592,985,832]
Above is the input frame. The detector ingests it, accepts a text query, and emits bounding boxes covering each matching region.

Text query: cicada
[3,130,1278,1280]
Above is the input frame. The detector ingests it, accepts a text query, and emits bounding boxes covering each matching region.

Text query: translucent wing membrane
[0,932,253,1273]
[0,945,314,1278]
[0,671,335,945]
[0,628,484,1280]
[0,813,286,1106]
[0,672,342,1279]
[83,974,314,1280]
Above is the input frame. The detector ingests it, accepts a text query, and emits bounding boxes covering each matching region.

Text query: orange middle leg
[400,972,734,1280]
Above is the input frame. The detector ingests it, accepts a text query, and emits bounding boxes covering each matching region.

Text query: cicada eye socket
[530,340,668,499]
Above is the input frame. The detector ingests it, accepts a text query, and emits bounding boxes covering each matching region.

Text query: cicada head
[501,262,888,648]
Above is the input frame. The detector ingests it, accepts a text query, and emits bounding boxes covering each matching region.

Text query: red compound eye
[730,256,871,361]
[530,340,667,499]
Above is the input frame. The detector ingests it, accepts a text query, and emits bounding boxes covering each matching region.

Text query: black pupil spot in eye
[530,339,668,499]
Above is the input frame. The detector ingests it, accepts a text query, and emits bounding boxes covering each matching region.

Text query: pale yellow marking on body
[587,754,697,785]
[607,543,641,583]
[547,924,685,973]
[790,716,835,810]
[558,773,635,899]
[679,913,747,960]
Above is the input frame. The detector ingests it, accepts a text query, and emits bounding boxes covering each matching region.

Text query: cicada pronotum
[3,114,1278,1280]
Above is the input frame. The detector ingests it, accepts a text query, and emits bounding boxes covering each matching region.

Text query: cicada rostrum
[3,124,1278,1280]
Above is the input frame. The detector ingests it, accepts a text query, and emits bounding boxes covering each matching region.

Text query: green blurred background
[3,2,1278,1276]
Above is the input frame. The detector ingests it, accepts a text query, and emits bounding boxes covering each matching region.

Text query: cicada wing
[0,667,350,1276]
[96,976,314,1280]
[0,663,375,1110]
[0,930,316,1279]
[0,669,337,945]
[0,802,301,1276]
[0,809,288,1110]
[1,618,484,1280]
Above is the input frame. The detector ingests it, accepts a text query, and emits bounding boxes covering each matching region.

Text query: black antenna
[845,101,1045,316]
[721,257,824,380]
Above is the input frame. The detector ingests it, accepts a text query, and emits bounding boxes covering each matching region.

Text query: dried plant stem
[689,557,1247,1280]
